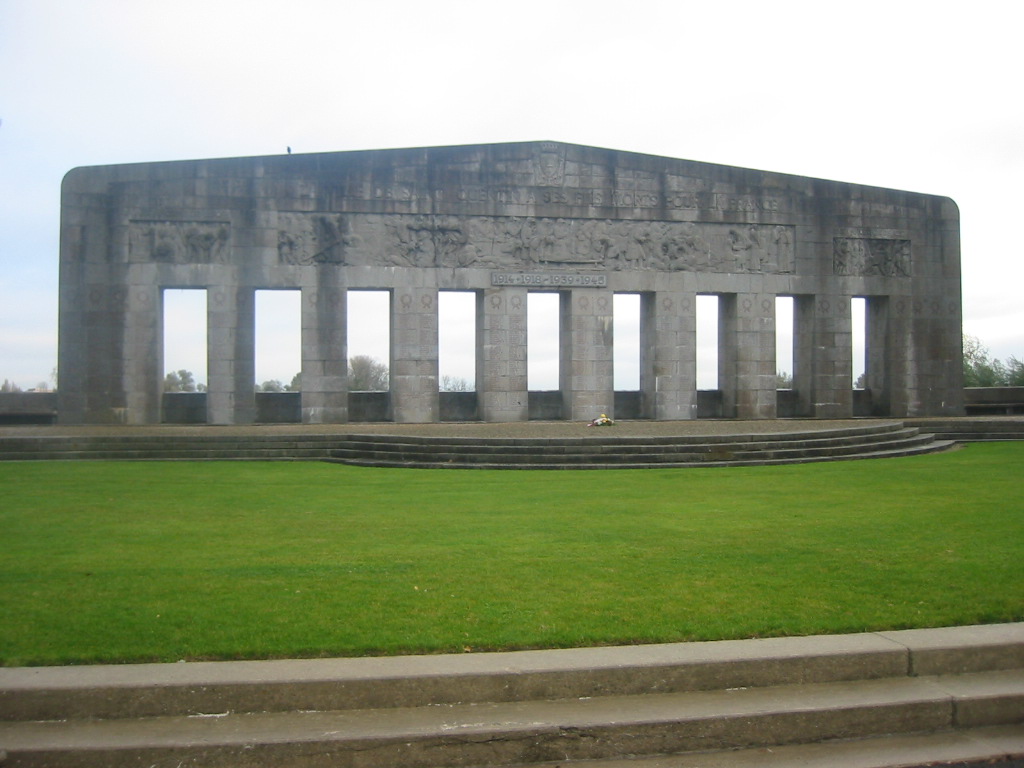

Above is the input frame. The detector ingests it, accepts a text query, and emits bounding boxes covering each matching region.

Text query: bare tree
[440,374,472,392]
[348,355,389,391]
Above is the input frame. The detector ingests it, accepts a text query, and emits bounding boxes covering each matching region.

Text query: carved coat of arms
[535,143,566,186]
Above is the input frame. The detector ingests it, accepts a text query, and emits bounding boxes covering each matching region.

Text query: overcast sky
[2,0,1021,391]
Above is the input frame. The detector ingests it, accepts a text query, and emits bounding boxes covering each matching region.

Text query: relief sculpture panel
[833,237,911,277]
[278,213,357,265]
[128,221,230,264]
[276,214,795,274]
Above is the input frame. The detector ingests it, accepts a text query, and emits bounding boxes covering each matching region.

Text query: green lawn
[2,443,1022,666]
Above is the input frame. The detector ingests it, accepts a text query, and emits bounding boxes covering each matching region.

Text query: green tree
[963,335,1007,387]
[775,371,793,389]
[348,355,389,391]
[286,372,301,392]
[1,379,22,393]
[961,335,1024,387]
[163,369,197,393]
[1006,357,1024,386]
[257,380,285,392]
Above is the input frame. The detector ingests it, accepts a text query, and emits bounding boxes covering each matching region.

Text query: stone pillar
[865,296,891,416]
[718,292,777,420]
[207,285,256,424]
[882,297,915,417]
[56,226,89,423]
[881,295,961,417]
[477,287,528,422]
[794,293,852,418]
[390,287,439,423]
[640,291,698,420]
[560,288,614,422]
[123,283,162,425]
[301,279,348,423]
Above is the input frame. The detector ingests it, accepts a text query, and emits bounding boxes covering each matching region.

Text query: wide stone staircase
[1,624,1022,767]
[0,421,965,467]
[328,422,950,469]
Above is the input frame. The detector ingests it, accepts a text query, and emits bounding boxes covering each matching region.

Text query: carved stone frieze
[128,221,229,264]
[276,213,795,274]
[278,213,357,265]
[833,237,911,277]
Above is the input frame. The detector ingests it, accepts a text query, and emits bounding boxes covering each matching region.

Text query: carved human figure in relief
[532,218,559,263]
[767,226,792,273]
[499,217,527,264]
[593,220,615,264]
[278,215,352,265]
[833,238,910,277]
[620,223,652,270]
[572,220,597,262]
[729,226,764,272]
[865,240,911,277]
[385,217,434,267]
[887,241,911,277]
[132,222,229,264]
[151,227,179,262]
[433,216,470,267]
[462,217,501,267]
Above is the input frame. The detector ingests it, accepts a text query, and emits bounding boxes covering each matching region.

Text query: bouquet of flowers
[587,414,614,427]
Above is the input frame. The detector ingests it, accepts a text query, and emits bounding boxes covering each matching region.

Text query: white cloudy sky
[1,0,1021,391]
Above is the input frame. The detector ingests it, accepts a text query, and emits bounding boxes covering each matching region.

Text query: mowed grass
[1,443,1022,666]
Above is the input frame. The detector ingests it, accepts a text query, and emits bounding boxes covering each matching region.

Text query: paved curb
[3,623,1022,722]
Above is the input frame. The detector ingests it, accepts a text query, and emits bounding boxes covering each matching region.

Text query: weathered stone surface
[58,141,963,424]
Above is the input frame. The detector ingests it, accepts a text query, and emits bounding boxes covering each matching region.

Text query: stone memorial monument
[57,141,964,424]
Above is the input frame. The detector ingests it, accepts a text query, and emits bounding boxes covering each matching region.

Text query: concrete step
[904,418,1024,442]
[328,423,915,455]
[330,431,917,459]
[1,671,1020,767]
[1,624,1021,767]
[327,434,953,469]
[511,726,1024,768]
[336,422,911,448]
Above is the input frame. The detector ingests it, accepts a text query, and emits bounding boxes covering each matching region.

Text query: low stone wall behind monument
[0,393,57,425]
